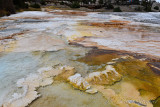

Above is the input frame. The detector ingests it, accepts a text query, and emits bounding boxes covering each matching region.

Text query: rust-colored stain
[77,49,121,65]
[81,21,138,31]
[51,11,87,16]
[85,22,127,27]
[77,53,119,65]
[0,33,22,40]
[114,58,160,87]
[0,18,15,23]
[110,20,131,23]
[0,34,16,40]
[0,27,6,30]
[0,30,28,40]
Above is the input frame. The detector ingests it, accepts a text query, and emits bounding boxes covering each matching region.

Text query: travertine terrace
[0,9,160,107]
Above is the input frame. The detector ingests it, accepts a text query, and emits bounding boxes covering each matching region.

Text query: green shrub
[144,6,151,12]
[70,2,80,8]
[113,7,122,12]
[0,10,13,17]
[154,6,159,10]
[135,7,142,11]
[0,10,7,17]
[30,3,41,8]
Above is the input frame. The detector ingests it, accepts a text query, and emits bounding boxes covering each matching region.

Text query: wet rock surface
[0,10,160,107]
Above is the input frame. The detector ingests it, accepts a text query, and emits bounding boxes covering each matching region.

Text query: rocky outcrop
[152,2,160,12]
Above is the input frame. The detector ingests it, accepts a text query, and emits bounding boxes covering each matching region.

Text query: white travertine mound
[68,73,91,90]
[67,65,120,94]
[67,56,135,94]
[85,65,119,82]
[85,88,98,94]
[8,11,53,18]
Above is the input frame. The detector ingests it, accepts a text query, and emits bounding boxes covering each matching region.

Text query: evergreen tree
[13,0,26,9]
[0,0,15,16]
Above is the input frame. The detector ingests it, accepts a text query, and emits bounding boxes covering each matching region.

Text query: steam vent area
[0,10,160,107]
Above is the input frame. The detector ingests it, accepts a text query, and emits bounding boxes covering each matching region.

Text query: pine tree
[0,0,15,16]
[13,0,26,9]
